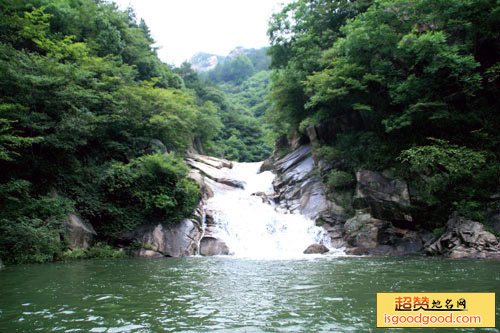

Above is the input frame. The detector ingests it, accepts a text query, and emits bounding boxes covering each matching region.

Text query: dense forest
[266,0,499,229]
[200,47,274,162]
[0,0,270,264]
[0,0,498,264]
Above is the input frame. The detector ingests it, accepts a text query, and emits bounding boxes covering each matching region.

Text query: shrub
[97,153,200,237]
[324,170,355,190]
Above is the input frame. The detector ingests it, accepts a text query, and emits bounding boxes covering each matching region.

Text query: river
[0,257,499,331]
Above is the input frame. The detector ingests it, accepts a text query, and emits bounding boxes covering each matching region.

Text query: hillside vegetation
[266,0,500,226]
[0,0,225,263]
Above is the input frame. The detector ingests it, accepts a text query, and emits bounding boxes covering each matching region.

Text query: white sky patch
[112,0,293,66]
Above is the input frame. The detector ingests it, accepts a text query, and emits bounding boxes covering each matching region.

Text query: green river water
[0,256,499,332]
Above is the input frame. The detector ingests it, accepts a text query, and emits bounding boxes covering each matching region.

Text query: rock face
[353,170,412,224]
[129,249,164,258]
[270,140,424,255]
[120,203,205,257]
[425,214,500,259]
[64,214,97,250]
[344,213,422,256]
[186,155,245,190]
[199,237,231,256]
[485,209,500,233]
[303,244,329,254]
[273,145,340,221]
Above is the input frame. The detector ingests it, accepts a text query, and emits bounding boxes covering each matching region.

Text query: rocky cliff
[265,128,500,259]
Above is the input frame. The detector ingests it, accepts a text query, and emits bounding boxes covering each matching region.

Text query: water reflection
[0,257,499,332]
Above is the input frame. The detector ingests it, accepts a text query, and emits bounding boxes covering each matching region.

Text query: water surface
[1,256,499,332]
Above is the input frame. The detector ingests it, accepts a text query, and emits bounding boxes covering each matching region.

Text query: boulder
[64,214,97,250]
[199,237,231,256]
[303,243,329,254]
[251,192,271,204]
[186,157,244,189]
[189,170,214,199]
[129,249,164,258]
[259,157,274,173]
[119,210,204,257]
[425,214,500,259]
[353,170,412,224]
[218,178,246,189]
[344,213,422,256]
[147,138,167,154]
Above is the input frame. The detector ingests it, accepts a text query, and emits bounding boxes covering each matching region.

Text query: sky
[113,0,293,66]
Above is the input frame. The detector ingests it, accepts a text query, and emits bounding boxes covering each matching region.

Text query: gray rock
[425,214,500,259]
[199,237,231,256]
[344,213,422,256]
[129,249,165,258]
[303,243,329,254]
[64,214,97,250]
[120,212,204,257]
[353,170,412,223]
[218,178,246,189]
[189,170,214,199]
[0,258,4,269]
[272,144,348,248]
[251,192,271,204]
[186,157,243,189]
[259,157,274,173]
[345,247,367,255]
[147,138,167,154]
[275,145,312,174]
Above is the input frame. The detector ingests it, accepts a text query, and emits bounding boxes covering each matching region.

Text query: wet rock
[303,243,329,254]
[218,178,246,189]
[345,247,367,255]
[323,224,345,248]
[259,157,274,173]
[272,144,348,248]
[252,191,271,204]
[64,214,97,250]
[425,213,500,259]
[129,249,165,258]
[344,213,422,256]
[353,170,412,224]
[199,237,231,256]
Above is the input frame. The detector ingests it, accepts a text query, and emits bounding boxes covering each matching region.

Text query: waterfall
[205,161,336,259]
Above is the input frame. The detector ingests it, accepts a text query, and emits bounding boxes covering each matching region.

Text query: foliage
[324,170,355,190]
[266,0,500,225]
[197,50,274,162]
[62,243,127,260]
[0,1,211,264]
[98,154,200,236]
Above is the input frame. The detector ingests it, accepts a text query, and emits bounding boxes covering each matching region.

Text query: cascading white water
[206,161,336,259]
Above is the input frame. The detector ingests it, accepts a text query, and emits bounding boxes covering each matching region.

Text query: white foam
[206,161,339,259]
